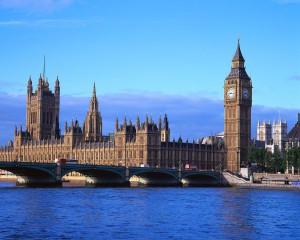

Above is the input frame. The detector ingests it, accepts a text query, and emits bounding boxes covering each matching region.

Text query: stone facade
[257,119,287,154]
[0,75,225,171]
[26,75,60,140]
[224,40,252,173]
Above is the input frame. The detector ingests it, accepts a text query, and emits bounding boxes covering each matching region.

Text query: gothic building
[83,83,102,142]
[1,41,253,173]
[224,40,252,173]
[0,76,224,170]
[257,119,287,154]
[26,75,60,140]
[257,120,272,145]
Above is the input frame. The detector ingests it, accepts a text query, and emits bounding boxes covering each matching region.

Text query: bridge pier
[85,176,129,187]
[16,176,62,187]
[130,177,182,187]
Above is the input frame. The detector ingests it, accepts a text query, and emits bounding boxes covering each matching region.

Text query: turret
[161,114,170,142]
[83,83,102,141]
[136,115,140,130]
[38,74,43,88]
[27,76,33,95]
[115,117,119,132]
[145,114,149,129]
[163,114,169,130]
[55,76,60,95]
[158,115,162,131]
[51,116,60,140]
[65,121,68,133]
[123,116,127,128]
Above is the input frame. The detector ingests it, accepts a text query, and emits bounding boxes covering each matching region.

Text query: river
[0,182,299,239]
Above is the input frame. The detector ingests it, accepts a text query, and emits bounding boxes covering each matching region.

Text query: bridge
[0,161,222,187]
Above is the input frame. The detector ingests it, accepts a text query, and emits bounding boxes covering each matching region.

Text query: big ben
[224,40,252,173]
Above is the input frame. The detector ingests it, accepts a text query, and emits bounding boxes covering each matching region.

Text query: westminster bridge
[0,161,223,187]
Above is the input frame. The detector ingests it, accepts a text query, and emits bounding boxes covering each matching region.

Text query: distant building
[256,119,287,155]
[257,120,272,145]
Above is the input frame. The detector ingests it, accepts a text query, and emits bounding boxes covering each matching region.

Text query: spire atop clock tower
[227,40,250,80]
[232,39,245,62]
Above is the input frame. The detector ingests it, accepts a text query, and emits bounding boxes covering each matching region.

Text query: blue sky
[0,0,299,145]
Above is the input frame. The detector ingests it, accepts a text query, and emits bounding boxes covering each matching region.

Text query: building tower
[257,120,272,145]
[272,118,287,153]
[25,63,60,140]
[224,40,252,173]
[160,114,170,142]
[83,83,102,142]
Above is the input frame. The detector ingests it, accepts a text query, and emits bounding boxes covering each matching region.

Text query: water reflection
[0,187,300,239]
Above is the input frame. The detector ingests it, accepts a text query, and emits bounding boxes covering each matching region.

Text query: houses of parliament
[0,41,252,174]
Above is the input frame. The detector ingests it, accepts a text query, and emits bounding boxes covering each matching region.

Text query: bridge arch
[129,168,180,186]
[0,163,56,178]
[181,172,220,186]
[0,162,59,187]
[61,165,127,187]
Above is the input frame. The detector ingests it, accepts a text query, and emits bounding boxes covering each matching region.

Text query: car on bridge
[185,164,197,171]
[55,158,78,165]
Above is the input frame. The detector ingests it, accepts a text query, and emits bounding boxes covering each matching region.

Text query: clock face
[226,87,235,99]
[242,88,249,99]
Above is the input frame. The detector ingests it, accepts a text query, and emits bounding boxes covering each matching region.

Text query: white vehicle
[140,164,150,167]
[55,158,78,164]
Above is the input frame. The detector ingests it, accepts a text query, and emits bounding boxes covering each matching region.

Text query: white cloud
[0,20,23,26]
[289,75,300,81]
[0,17,100,27]
[0,0,75,13]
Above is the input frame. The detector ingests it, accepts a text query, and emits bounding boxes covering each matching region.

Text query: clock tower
[224,40,252,173]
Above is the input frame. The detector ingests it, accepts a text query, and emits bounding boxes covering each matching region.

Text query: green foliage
[285,147,300,173]
[249,147,285,173]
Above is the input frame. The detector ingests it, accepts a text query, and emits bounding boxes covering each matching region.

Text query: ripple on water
[0,187,300,239]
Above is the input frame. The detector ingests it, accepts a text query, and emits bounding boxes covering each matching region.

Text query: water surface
[0,183,299,239]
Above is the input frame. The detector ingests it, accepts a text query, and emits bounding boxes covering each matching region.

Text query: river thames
[0,182,299,239]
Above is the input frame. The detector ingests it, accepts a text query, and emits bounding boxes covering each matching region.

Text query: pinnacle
[93,82,96,96]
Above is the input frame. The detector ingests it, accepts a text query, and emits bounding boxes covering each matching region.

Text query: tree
[249,147,285,173]
[285,147,300,174]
